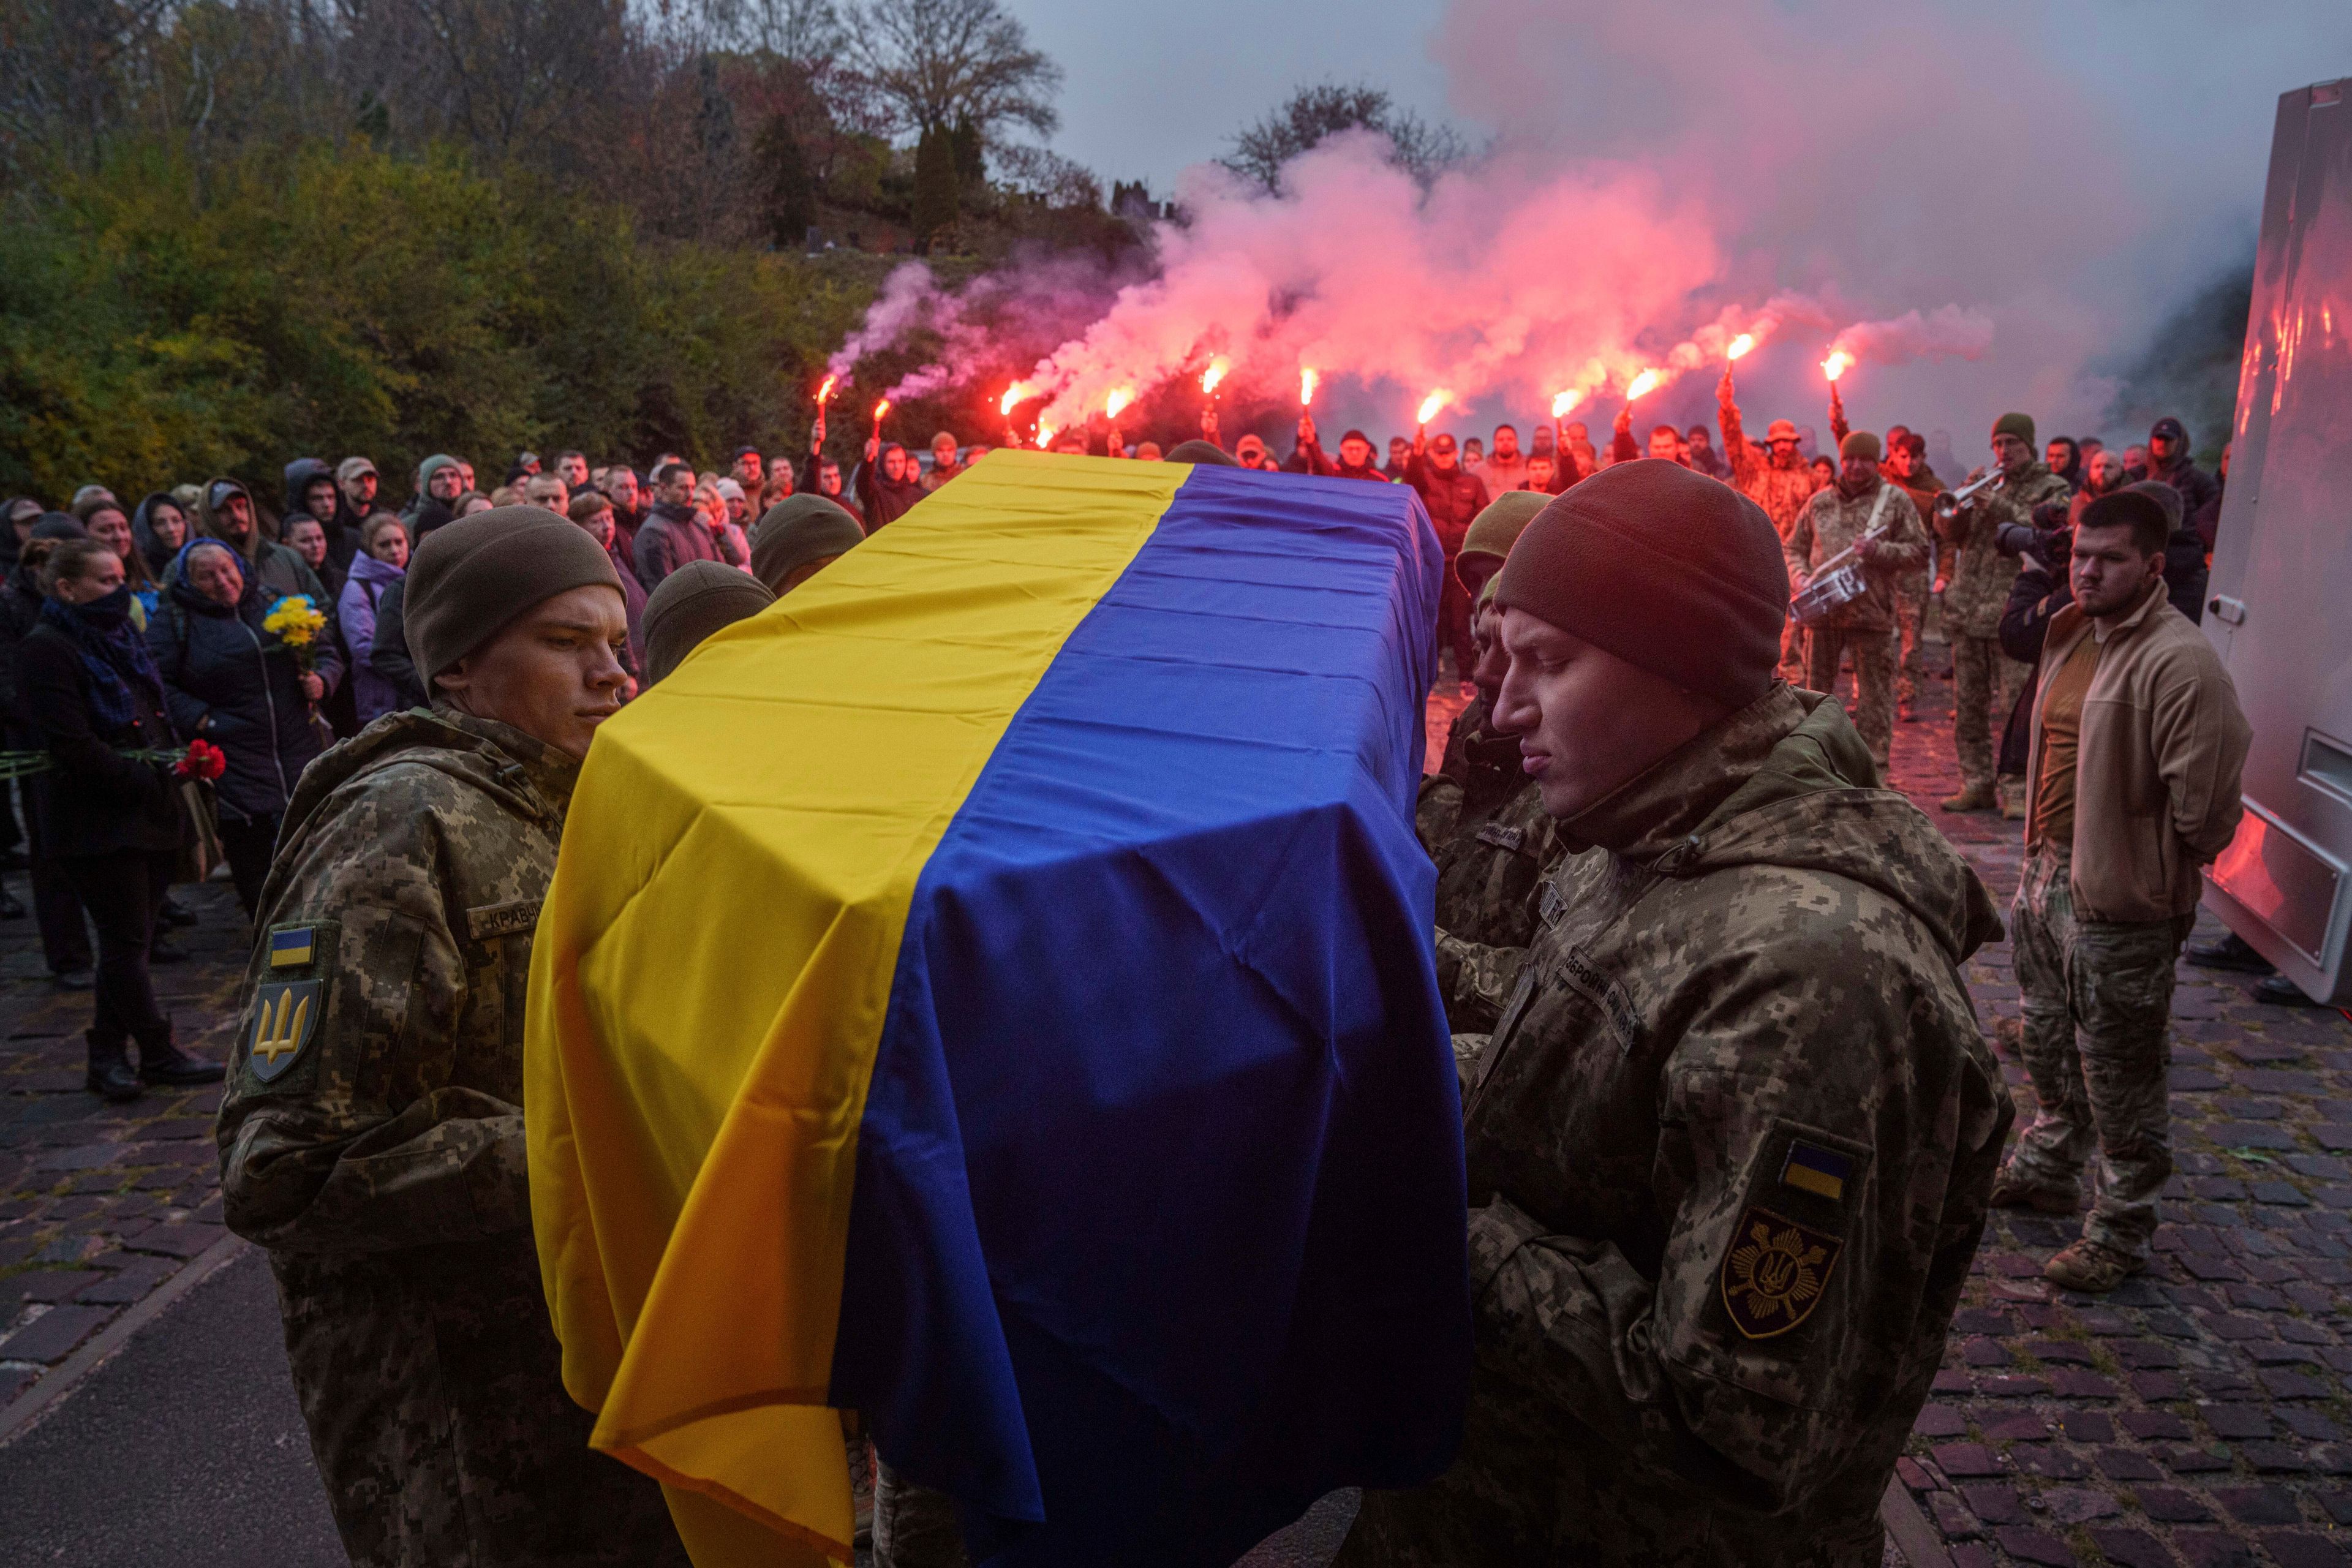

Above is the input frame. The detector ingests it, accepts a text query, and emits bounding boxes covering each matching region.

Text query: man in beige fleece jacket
[1991,489,2251,1292]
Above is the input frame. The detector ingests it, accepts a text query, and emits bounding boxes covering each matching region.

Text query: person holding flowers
[18,537,222,1099]
[148,539,343,916]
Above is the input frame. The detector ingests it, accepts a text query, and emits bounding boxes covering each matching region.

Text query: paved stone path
[0,870,247,1411]
[4,652,2350,1568]
[1882,664,2352,1568]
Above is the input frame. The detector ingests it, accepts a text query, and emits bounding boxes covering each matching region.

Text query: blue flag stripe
[827,468,1465,1566]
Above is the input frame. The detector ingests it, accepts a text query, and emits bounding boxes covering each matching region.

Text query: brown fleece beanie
[642,561,775,685]
[1839,431,1882,462]
[405,505,624,680]
[750,496,865,594]
[1494,458,1787,707]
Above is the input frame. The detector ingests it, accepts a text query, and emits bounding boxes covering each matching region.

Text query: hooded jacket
[148,545,343,823]
[129,493,190,579]
[853,445,925,532]
[336,551,408,727]
[214,707,688,1567]
[2151,450,2220,541]
[1357,686,2011,1568]
[196,477,334,606]
[18,599,183,858]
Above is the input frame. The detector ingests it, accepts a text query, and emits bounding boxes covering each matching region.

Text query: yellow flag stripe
[526,452,1189,1564]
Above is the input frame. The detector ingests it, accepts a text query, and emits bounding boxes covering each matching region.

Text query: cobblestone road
[3,654,2350,1568]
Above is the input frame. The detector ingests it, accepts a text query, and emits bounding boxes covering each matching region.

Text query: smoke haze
[858,1,2351,454]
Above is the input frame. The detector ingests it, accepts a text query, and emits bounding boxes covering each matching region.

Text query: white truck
[2201,75,2352,1006]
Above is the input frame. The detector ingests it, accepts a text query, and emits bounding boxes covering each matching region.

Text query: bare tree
[1221,81,1469,194]
[842,0,1057,139]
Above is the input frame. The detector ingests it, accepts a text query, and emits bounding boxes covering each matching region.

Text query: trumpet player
[1937,413,2073,814]
[1784,433,1929,778]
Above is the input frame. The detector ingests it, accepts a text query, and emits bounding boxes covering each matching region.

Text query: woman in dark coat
[19,538,219,1099]
[146,539,339,915]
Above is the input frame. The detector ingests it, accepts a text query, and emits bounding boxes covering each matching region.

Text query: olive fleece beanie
[1455,491,1551,591]
[750,496,865,594]
[642,560,775,685]
[404,505,624,679]
[1992,412,2037,448]
[1494,458,1788,707]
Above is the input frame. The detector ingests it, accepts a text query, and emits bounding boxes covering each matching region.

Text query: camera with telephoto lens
[1995,500,2075,560]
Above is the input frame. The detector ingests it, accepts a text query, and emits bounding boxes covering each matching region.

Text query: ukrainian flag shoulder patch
[270,927,316,968]
[1780,1140,1852,1202]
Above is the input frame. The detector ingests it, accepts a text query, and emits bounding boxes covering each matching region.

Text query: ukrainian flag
[526,451,1469,1567]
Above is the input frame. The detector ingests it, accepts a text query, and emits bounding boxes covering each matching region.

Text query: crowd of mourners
[0,365,2271,1568]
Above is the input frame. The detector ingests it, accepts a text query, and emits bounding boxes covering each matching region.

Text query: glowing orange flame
[1416,389,1450,426]
[1201,358,1229,396]
[1727,334,1755,361]
[1000,382,1031,416]
[817,375,837,402]
[1106,387,1134,420]
[1625,369,1662,401]
[872,398,891,421]
[1822,350,1852,382]
[1300,368,1319,407]
[1551,390,1580,419]
[1035,424,1056,450]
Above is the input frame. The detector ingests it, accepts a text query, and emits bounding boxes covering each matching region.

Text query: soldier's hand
[1200,407,1219,440]
[1717,367,1735,404]
[864,436,879,462]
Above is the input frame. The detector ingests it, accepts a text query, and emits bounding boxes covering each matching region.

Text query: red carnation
[175,740,227,782]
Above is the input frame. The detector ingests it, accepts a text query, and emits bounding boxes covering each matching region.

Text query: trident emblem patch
[1720,1206,1842,1340]
[247,980,323,1083]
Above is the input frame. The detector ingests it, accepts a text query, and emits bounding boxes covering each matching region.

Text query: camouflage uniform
[1888,466,1942,705]
[1999,846,2195,1261]
[1429,778,1563,1033]
[1939,461,2070,796]
[1338,686,2011,1568]
[1719,399,1819,683]
[216,709,687,1568]
[1784,478,1927,774]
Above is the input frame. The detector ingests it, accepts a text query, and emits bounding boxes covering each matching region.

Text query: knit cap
[1494,459,1787,707]
[1455,491,1550,592]
[750,496,865,594]
[405,506,624,679]
[1992,412,2037,448]
[643,561,775,685]
[1839,431,1882,462]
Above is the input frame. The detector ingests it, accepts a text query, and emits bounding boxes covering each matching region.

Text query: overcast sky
[991,1,2352,445]
[1001,0,1461,191]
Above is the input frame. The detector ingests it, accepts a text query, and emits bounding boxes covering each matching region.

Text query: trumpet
[1934,468,2008,520]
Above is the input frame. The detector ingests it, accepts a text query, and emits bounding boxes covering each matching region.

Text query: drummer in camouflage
[1784,431,1929,778]
[1337,460,2011,1568]
[216,507,687,1568]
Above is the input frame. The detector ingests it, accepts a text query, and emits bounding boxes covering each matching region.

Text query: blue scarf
[40,586,165,733]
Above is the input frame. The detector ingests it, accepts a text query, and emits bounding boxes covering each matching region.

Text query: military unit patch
[1721,1205,1841,1339]
[465,899,543,942]
[1780,1140,1853,1202]
[270,925,315,968]
[248,979,323,1082]
[1475,821,1527,853]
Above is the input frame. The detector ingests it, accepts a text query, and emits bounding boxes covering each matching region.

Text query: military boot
[85,1031,143,1103]
[1989,1169,2081,1213]
[135,1026,225,1087]
[1940,783,1997,813]
[2044,1238,2143,1293]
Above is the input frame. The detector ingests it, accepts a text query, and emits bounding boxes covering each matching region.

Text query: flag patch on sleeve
[269,927,315,968]
[1781,1140,1852,1202]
